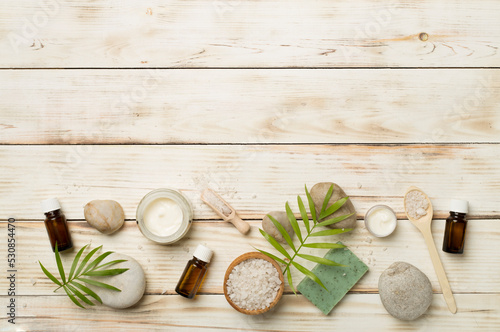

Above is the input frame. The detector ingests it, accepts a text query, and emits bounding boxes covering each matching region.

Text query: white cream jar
[364,205,397,237]
[137,188,193,244]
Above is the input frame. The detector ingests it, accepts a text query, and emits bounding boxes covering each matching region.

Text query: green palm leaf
[259,228,292,260]
[302,243,346,249]
[94,259,127,270]
[291,261,327,290]
[39,261,62,287]
[310,228,352,237]
[253,247,287,265]
[67,284,94,306]
[38,244,128,308]
[268,214,296,252]
[305,185,317,223]
[317,213,354,227]
[83,251,114,274]
[74,246,102,278]
[304,186,318,224]
[297,196,310,233]
[319,197,348,220]
[77,277,121,292]
[287,268,296,295]
[257,184,352,292]
[297,253,346,267]
[321,184,334,215]
[83,268,129,277]
[63,285,84,309]
[68,245,88,281]
[286,202,302,243]
[70,280,102,304]
[54,243,66,284]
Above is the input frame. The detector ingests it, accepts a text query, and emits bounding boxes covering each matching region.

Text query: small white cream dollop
[365,205,397,237]
[143,197,184,237]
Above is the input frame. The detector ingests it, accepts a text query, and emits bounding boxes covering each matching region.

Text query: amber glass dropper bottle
[175,245,213,299]
[41,198,73,252]
[442,199,468,254]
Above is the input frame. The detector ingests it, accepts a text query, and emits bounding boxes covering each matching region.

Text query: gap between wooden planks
[1,0,499,68]
[0,69,499,144]
[1,220,497,296]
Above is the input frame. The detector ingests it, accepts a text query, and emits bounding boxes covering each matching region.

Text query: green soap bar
[296,242,369,315]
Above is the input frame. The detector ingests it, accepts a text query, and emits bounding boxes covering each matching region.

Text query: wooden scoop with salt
[201,189,250,235]
[404,186,457,314]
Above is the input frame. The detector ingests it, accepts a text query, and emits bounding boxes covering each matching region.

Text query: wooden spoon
[201,189,250,234]
[404,186,457,314]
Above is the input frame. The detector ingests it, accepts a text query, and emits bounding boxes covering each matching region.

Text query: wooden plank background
[0,70,499,144]
[1,0,499,331]
[1,145,500,220]
[1,0,499,68]
[8,220,500,296]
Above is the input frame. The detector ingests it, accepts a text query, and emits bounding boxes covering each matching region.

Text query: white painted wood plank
[0,69,499,144]
[7,294,499,331]
[1,1,499,68]
[0,145,499,220]
[1,219,497,295]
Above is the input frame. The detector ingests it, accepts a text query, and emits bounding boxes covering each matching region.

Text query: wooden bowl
[223,252,285,315]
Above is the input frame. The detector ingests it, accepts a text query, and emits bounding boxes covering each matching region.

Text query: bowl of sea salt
[223,252,284,315]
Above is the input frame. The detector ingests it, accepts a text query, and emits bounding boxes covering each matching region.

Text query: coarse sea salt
[203,189,232,217]
[406,190,429,219]
[226,258,282,311]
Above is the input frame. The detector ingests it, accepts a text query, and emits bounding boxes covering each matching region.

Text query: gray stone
[262,211,294,244]
[84,200,125,234]
[309,182,357,229]
[378,262,433,321]
[86,253,146,309]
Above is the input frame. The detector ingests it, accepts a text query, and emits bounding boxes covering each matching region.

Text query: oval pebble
[378,261,433,321]
[84,200,125,234]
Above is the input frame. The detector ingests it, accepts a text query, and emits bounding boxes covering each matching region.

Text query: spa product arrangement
[38,244,130,308]
[36,182,466,321]
[257,184,354,292]
[404,186,457,314]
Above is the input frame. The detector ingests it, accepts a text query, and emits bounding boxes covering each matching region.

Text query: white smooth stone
[86,253,146,309]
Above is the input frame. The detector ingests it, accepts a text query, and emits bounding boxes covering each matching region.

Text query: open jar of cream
[136,188,193,244]
[365,205,397,237]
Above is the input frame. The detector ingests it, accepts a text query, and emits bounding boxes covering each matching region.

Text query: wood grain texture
[0,145,499,220]
[0,219,498,296]
[1,1,499,68]
[4,294,499,331]
[1,69,499,144]
[1,0,499,330]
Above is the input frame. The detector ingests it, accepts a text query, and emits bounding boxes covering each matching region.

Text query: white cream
[143,197,184,237]
[365,206,397,237]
